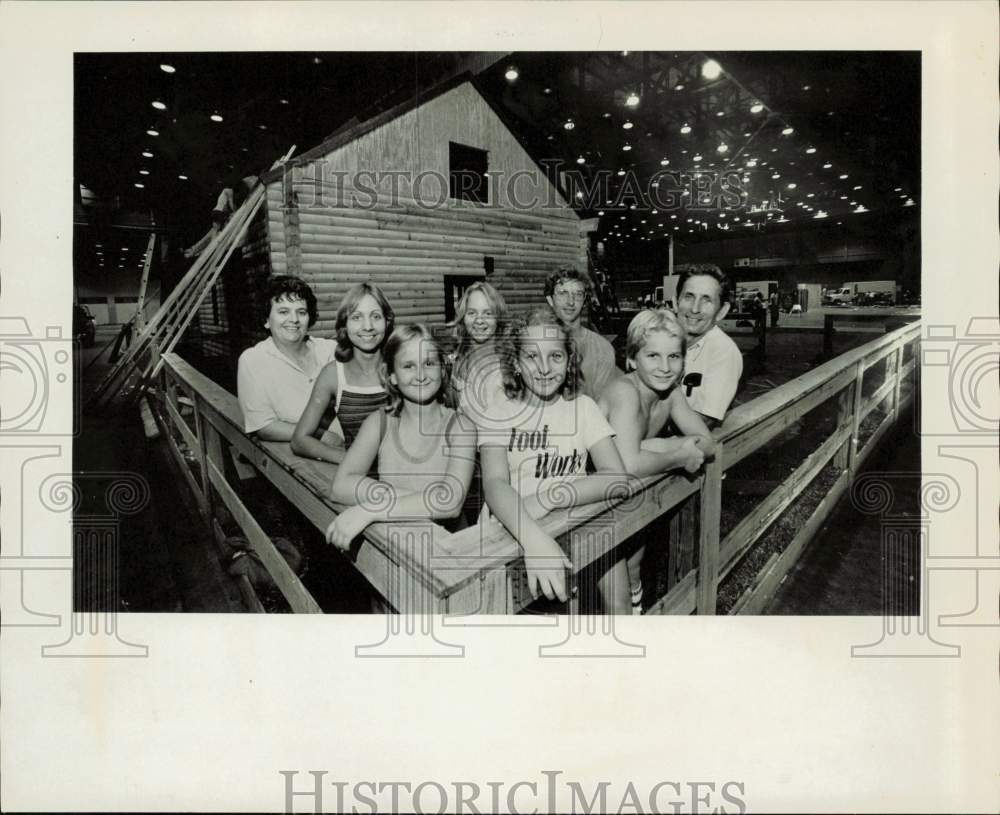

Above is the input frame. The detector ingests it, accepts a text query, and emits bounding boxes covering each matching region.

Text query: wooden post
[891,343,903,421]
[696,446,723,614]
[834,383,853,472]
[823,313,834,357]
[135,233,156,333]
[848,359,865,476]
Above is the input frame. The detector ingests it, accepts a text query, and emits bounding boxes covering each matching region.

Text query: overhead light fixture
[894,187,902,192]
[545,88,553,95]
[258,124,267,130]
[210,113,224,123]
[564,119,575,130]
[805,147,816,154]
[853,185,862,190]
[746,159,757,168]
[576,156,586,164]
[717,143,728,154]
[814,210,828,219]
[781,126,794,136]
[822,162,832,169]
[151,101,166,110]
[701,59,722,80]
[178,174,188,180]
[622,143,632,151]
[141,150,153,158]
[504,66,519,81]
[674,84,685,91]
[716,110,725,117]
[693,153,703,162]
[134,183,144,189]
[680,123,691,135]
[622,120,634,130]
[625,92,640,107]
[787,182,797,189]
[575,191,584,199]
[280,98,289,105]
[660,158,669,166]
[617,169,626,176]
[771,172,781,179]
[903,198,915,207]
[839,173,848,179]
[159,64,176,74]
[597,210,605,216]
[807,193,815,198]
[854,204,868,213]
[750,102,764,114]
[146,129,159,137]
[802,85,811,91]
[139,169,150,176]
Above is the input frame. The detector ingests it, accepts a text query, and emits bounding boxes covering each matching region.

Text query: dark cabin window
[483,256,495,276]
[443,275,484,322]
[449,142,489,203]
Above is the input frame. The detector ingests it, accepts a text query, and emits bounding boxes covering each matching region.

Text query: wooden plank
[718,422,851,580]
[862,377,896,420]
[646,568,697,615]
[848,359,865,476]
[856,410,894,470]
[733,468,851,615]
[696,452,723,614]
[206,456,322,613]
[149,395,209,520]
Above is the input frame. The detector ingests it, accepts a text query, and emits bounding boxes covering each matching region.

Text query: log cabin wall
[264,81,590,333]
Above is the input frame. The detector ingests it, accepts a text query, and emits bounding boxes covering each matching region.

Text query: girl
[291,282,394,463]
[479,307,638,606]
[448,281,508,425]
[327,324,476,548]
[597,308,715,613]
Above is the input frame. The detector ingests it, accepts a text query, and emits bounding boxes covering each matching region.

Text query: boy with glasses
[545,267,619,401]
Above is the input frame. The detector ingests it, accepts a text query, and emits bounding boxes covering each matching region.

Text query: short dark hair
[676,268,732,306]
[265,275,318,328]
[544,266,593,298]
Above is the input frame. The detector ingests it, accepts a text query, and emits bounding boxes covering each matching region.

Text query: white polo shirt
[237,336,338,434]
[683,325,742,422]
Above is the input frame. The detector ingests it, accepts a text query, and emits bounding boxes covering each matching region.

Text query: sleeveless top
[376,407,457,496]
[334,360,387,447]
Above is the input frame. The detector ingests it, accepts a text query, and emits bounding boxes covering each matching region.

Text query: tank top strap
[334,359,345,413]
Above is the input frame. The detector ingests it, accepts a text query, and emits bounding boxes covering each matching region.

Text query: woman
[596,308,715,613]
[448,281,508,425]
[237,276,341,443]
[291,282,394,464]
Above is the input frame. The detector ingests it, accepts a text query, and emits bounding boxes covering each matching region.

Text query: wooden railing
[149,320,919,615]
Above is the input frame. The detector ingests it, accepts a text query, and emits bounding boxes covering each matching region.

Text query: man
[674,268,743,428]
[545,267,618,401]
[769,290,780,328]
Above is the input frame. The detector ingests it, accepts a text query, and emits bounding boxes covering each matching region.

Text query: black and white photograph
[2,2,997,813]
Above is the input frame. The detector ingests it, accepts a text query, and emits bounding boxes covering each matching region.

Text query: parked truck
[823,280,898,306]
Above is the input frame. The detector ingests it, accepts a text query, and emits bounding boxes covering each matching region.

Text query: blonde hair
[448,281,509,360]
[334,282,395,362]
[380,324,448,416]
[625,308,687,365]
[499,306,582,401]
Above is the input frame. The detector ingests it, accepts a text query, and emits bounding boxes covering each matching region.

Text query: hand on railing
[521,529,573,603]
[640,436,705,473]
[325,505,373,551]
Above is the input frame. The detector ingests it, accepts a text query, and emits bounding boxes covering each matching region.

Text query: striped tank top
[334,360,387,447]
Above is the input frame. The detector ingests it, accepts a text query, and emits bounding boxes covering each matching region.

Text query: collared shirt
[683,325,743,422]
[237,336,339,434]
[573,325,619,401]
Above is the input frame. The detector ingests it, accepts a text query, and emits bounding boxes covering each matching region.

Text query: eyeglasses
[553,288,587,303]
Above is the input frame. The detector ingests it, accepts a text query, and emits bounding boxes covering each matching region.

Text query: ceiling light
[894,187,902,192]
[280,98,289,105]
[617,169,626,176]
[750,102,764,114]
[622,120,634,130]
[625,92,640,107]
[141,150,153,158]
[151,101,166,110]
[146,129,159,137]
[139,169,150,176]
[854,204,868,213]
[746,159,758,168]
[622,144,632,151]
[210,113,223,123]
[660,158,669,166]
[823,162,832,169]
[159,64,175,74]
[564,119,575,130]
[853,185,862,190]
[680,123,691,135]
[693,154,703,162]
[258,124,267,130]
[781,126,794,136]
[674,84,685,91]
[545,88,553,95]
[840,195,848,200]
[787,183,797,189]
[716,111,725,117]
[178,174,188,180]
[806,193,814,198]
[134,183,144,189]
[504,67,519,81]
[701,59,722,80]
[903,198,915,207]
[717,143,728,154]
[576,156,585,164]
[771,172,781,179]
[598,210,605,216]
[839,173,848,179]
[805,147,816,154]
[575,191,584,199]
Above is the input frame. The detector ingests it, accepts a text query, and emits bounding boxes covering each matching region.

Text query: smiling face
[346,293,387,353]
[265,295,309,345]
[632,329,684,393]
[463,289,498,345]
[389,337,443,404]
[676,275,730,342]
[516,324,569,403]
[546,280,587,327]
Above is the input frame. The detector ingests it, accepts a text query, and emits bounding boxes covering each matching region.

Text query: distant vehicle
[823,287,855,305]
[824,280,898,306]
[74,304,96,347]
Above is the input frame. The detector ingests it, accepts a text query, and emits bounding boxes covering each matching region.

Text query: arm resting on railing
[291,362,348,464]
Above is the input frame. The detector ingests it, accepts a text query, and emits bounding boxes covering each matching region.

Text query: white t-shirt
[478,394,615,499]
[237,336,339,434]
[683,325,743,422]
